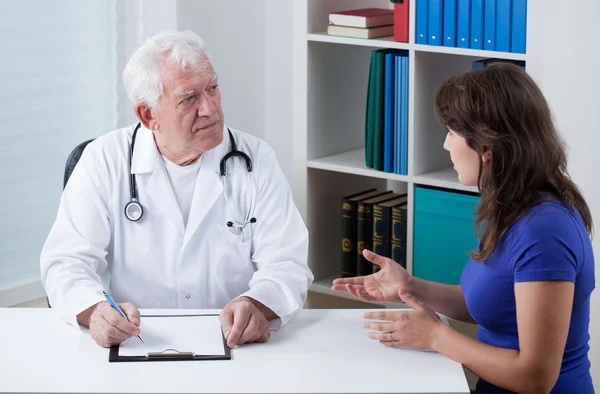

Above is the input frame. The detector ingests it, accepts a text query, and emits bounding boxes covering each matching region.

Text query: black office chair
[63,139,95,188]
[46,139,96,308]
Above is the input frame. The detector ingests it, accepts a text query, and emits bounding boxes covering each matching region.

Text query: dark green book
[371,50,383,170]
[365,51,377,168]
[340,188,385,278]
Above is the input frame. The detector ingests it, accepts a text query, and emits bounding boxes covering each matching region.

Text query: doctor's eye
[208,84,219,93]
[182,95,195,104]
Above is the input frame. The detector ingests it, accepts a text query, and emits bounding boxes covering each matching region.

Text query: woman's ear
[481,145,492,164]
[134,102,159,131]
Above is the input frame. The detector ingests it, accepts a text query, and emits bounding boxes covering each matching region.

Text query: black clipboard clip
[147,349,195,359]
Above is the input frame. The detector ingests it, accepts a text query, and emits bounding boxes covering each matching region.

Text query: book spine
[391,205,408,269]
[393,0,410,42]
[511,0,527,54]
[457,0,471,48]
[357,201,375,276]
[495,0,512,52]
[483,0,496,50]
[373,205,392,273]
[341,199,358,277]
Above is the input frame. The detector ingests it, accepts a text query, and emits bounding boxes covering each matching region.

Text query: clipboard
[109,314,231,362]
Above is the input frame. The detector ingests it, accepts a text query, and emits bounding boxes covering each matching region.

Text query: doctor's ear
[134,102,159,131]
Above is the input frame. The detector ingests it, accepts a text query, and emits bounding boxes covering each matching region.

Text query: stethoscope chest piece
[125,200,143,222]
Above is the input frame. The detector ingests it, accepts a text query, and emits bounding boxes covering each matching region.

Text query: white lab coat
[40,124,313,329]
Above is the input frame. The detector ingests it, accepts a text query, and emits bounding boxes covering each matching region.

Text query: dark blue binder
[496,0,512,51]
[470,0,484,49]
[394,53,404,175]
[428,0,443,46]
[443,0,458,46]
[416,0,429,44]
[401,56,409,175]
[457,0,471,48]
[511,0,527,53]
[384,53,395,173]
[483,0,496,50]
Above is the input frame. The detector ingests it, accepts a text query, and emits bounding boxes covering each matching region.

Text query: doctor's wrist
[238,296,278,321]
[76,302,102,328]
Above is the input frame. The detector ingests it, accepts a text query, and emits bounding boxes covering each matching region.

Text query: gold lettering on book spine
[342,238,352,252]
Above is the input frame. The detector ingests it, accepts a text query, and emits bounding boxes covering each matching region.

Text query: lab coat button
[185,293,191,299]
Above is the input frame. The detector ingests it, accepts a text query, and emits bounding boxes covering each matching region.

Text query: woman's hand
[363,291,445,350]
[331,249,411,303]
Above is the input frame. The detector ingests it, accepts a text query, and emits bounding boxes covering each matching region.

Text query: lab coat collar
[130,124,159,175]
[181,126,230,249]
[129,124,231,175]
[128,124,230,241]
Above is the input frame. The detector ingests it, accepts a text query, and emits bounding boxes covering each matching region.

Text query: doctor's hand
[331,249,410,303]
[364,291,445,350]
[220,297,271,348]
[87,301,141,348]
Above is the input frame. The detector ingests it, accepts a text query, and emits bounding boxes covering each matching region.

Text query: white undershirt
[162,156,202,227]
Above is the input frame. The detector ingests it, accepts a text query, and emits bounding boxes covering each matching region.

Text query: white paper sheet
[118,314,226,357]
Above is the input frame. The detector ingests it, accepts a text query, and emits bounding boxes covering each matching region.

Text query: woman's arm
[433,281,573,394]
[409,277,475,323]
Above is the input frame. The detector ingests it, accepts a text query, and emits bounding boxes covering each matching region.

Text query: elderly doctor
[40,30,313,348]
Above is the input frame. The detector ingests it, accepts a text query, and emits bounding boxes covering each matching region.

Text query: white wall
[177,0,266,141]
[117,0,179,127]
[177,0,294,181]
[537,0,600,386]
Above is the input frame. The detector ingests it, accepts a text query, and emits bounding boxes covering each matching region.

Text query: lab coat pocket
[214,224,254,299]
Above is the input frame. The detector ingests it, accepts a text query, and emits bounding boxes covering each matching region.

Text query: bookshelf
[292,0,533,308]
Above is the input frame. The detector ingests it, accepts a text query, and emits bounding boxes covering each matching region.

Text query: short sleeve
[510,207,582,283]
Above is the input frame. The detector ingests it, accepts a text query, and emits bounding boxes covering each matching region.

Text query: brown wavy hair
[434,62,593,261]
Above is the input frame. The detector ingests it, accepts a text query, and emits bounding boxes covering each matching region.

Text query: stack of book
[327,8,394,39]
[341,189,408,278]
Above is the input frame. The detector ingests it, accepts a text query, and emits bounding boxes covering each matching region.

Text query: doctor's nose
[196,94,218,117]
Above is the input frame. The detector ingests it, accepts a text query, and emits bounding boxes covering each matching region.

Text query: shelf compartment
[308,148,410,182]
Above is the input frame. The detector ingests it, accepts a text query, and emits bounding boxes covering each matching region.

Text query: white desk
[0,308,469,394]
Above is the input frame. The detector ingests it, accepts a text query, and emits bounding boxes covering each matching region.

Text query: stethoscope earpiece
[227,217,256,228]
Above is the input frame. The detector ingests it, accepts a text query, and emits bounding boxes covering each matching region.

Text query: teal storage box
[413,186,480,284]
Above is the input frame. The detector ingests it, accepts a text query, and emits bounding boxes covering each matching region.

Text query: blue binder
[495,0,512,51]
[457,0,471,48]
[383,53,395,173]
[443,0,458,47]
[483,0,496,50]
[428,0,443,46]
[511,0,527,53]
[416,0,429,44]
[401,56,409,175]
[394,56,402,174]
[470,0,484,49]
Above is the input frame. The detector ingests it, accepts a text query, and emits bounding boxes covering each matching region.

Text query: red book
[328,8,394,28]
[393,0,409,43]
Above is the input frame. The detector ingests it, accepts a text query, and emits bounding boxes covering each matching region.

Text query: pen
[102,291,144,344]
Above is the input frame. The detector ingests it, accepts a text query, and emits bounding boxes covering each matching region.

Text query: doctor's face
[150,59,224,163]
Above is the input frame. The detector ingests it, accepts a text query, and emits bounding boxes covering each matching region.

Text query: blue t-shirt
[461,200,595,393]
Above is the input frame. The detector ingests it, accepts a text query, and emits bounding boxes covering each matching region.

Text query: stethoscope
[125,123,257,233]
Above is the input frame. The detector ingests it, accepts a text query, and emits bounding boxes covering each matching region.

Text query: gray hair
[123,30,212,108]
